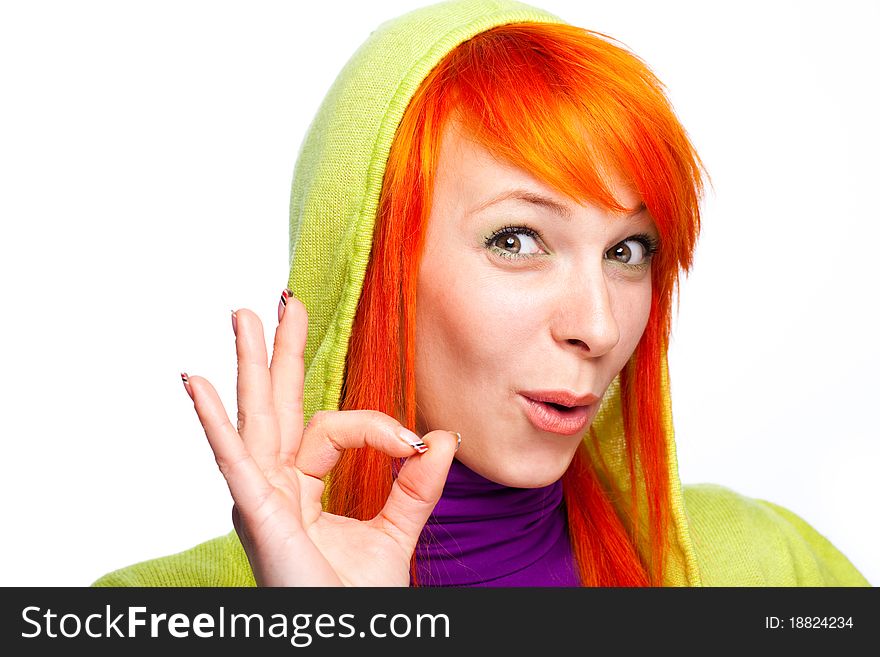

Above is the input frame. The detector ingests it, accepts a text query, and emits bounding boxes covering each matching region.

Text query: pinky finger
[185,374,276,512]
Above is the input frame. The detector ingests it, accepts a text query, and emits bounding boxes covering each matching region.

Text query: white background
[1,0,877,586]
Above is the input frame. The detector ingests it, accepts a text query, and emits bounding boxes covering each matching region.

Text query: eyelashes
[483,225,544,259]
[483,224,660,268]
[614,232,660,268]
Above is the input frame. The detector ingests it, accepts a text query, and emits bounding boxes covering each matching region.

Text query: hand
[181,293,459,586]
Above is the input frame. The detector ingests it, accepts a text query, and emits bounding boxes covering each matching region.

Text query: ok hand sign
[181,291,459,586]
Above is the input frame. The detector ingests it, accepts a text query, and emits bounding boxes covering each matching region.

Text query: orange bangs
[329,22,708,586]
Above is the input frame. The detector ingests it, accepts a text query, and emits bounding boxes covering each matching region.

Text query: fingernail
[231,310,238,337]
[180,372,194,401]
[451,431,462,452]
[278,288,292,324]
[399,427,428,454]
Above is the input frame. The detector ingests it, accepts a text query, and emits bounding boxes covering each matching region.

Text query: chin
[505,473,564,489]
[464,451,574,489]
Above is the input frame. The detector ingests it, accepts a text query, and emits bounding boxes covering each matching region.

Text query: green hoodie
[94,0,868,587]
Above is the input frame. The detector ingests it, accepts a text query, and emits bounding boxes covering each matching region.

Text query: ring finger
[233,308,280,472]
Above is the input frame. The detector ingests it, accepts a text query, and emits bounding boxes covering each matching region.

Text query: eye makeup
[483,223,660,268]
[483,224,545,260]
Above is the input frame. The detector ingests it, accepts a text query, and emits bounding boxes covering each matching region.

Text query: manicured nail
[231,310,238,337]
[278,288,292,324]
[399,427,428,454]
[451,431,462,452]
[180,372,194,401]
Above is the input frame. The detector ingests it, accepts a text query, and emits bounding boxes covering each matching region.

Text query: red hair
[328,22,707,586]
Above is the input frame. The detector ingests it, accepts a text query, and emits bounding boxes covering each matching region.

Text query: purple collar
[412,458,581,586]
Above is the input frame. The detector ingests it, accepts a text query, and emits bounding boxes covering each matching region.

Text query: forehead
[434,118,647,221]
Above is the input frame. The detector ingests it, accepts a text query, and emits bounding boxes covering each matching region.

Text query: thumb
[370,430,460,555]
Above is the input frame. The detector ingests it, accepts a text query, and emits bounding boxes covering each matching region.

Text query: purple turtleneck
[411,457,581,587]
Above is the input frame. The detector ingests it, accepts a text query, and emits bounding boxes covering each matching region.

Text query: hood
[285,0,702,586]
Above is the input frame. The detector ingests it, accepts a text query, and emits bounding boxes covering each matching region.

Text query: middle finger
[269,289,307,464]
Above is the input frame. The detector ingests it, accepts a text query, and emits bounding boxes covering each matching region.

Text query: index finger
[295,410,430,482]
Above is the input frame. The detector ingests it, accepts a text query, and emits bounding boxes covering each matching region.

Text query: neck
[412,457,581,586]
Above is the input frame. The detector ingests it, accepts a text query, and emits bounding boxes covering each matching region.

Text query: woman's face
[414,120,659,488]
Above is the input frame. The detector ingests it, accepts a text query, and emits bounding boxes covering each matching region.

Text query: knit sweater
[93,483,867,586]
[94,0,868,588]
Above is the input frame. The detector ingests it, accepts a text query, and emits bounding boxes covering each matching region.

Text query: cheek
[613,280,652,355]
[416,263,530,368]
[414,254,545,408]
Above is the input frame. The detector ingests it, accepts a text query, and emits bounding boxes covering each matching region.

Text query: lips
[517,392,596,435]
[519,389,600,407]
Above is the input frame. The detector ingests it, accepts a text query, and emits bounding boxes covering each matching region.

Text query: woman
[94,0,868,587]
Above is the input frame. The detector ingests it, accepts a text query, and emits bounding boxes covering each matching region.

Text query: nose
[552,267,620,358]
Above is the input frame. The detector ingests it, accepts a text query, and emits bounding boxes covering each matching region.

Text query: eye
[605,233,659,268]
[484,225,544,259]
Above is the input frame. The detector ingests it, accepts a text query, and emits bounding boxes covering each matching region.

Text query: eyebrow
[471,189,646,221]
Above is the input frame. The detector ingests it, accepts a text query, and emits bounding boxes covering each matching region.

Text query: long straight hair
[327,22,706,586]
